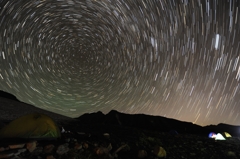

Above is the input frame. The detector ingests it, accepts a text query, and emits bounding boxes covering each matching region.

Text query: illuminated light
[215,34,220,49]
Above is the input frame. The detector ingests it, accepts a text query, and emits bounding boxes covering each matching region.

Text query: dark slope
[0,90,75,124]
[0,90,20,102]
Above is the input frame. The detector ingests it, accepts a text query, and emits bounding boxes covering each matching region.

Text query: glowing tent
[208,131,233,140]
[223,132,232,138]
[215,133,226,140]
[208,132,217,138]
[0,113,61,139]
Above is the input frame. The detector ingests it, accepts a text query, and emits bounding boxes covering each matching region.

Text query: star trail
[0,0,240,126]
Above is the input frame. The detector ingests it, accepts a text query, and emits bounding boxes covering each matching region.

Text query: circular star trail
[1,0,240,126]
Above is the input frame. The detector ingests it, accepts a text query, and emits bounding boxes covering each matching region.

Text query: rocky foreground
[0,92,240,159]
[0,121,240,159]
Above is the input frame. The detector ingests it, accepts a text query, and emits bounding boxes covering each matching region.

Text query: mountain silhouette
[0,90,20,102]
[76,110,240,137]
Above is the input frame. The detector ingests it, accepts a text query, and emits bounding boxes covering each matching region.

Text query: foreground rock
[0,122,240,159]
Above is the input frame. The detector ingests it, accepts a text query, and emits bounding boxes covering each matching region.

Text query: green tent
[0,113,61,139]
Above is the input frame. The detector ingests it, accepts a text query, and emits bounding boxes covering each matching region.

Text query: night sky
[0,0,240,126]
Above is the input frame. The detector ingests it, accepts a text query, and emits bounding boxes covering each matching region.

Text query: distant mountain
[76,110,204,135]
[76,110,240,137]
[0,90,20,102]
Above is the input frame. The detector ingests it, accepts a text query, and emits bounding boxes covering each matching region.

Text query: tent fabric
[208,132,216,138]
[0,113,61,139]
[215,133,226,140]
[223,132,232,138]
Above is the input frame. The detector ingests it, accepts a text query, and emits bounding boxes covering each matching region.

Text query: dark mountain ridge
[76,110,240,137]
